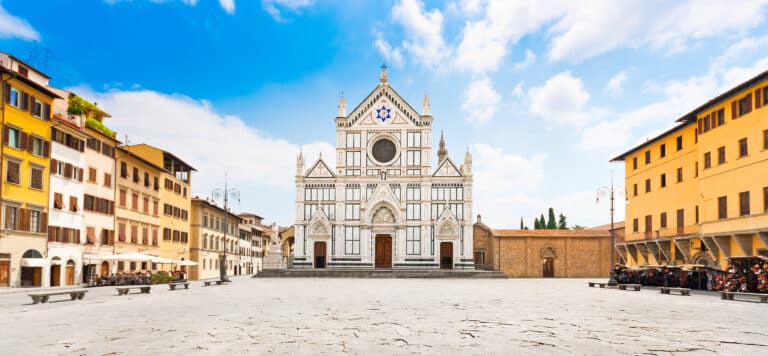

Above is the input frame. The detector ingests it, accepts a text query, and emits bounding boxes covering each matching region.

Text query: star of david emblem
[375,105,391,122]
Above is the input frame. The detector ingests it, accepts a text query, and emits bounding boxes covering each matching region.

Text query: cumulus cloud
[391,0,450,67]
[528,71,601,127]
[461,77,500,124]
[374,34,404,68]
[0,4,39,41]
[218,0,235,14]
[70,87,333,225]
[605,71,627,96]
[261,0,313,22]
[513,49,536,71]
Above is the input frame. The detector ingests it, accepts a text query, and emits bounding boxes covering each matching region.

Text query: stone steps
[253,269,507,279]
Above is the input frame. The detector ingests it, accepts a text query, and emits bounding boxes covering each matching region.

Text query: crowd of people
[615,256,768,293]
[94,269,187,287]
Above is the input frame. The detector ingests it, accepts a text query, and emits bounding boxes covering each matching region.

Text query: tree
[558,214,567,229]
[546,208,557,229]
[520,217,524,230]
[540,214,546,229]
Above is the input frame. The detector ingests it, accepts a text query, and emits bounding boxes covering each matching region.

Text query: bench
[28,290,88,304]
[720,291,768,303]
[618,284,642,291]
[660,287,691,296]
[116,286,151,295]
[169,282,190,291]
[203,280,230,287]
[588,282,607,288]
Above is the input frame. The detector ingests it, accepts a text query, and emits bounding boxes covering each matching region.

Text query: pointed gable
[433,157,463,177]
[347,85,422,128]
[305,158,335,178]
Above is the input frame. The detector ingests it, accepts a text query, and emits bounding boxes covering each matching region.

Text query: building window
[660,212,667,229]
[645,179,651,193]
[718,196,727,220]
[632,218,638,233]
[660,174,666,188]
[763,129,768,150]
[739,191,750,216]
[346,151,361,167]
[406,203,421,220]
[3,206,17,230]
[633,183,638,196]
[344,226,360,255]
[676,209,684,232]
[144,172,150,187]
[132,167,139,183]
[676,167,683,183]
[645,150,651,164]
[406,150,421,166]
[715,108,725,126]
[345,204,360,220]
[717,146,726,165]
[406,132,421,147]
[632,157,638,170]
[120,161,127,178]
[676,136,683,151]
[119,189,126,207]
[733,94,752,118]
[4,159,19,184]
[695,205,700,224]
[345,133,361,148]
[118,222,126,242]
[644,215,652,238]
[7,86,19,107]
[69,196,78,212]
[6,127,21,150]
[704,152,711,169]
[406,226,421,255]
[31,136,43,156]
[739,138,748,157]
[406,186,421,201]
[104,173,112,188]
[345,185,361,200]
[764,187,768,213]
[695,161,699,177]
[53,193,64,209]
[88,167,97,182]
[131,193,138,210]
[660,144,666,158]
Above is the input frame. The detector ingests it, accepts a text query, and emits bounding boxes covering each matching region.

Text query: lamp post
[596,171,624,286]
[213,173,239,282]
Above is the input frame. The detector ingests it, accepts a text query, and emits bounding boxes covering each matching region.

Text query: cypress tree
[520,217,524,230]
[546,208,556,229]
[540,213,546,229]
[558,214,567,229]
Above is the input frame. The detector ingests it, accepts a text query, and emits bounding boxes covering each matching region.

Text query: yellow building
[0,53,59,287]
[123,144,194,268]
[190,198,240,280]
[612,70,768,268]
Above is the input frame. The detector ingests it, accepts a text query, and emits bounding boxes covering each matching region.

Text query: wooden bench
[588,282,607,288]
[28,290,88,304]
[660,287,691,296]
[116,286,151,295]
[203,280,230,287]
[169,282,190,290]
[618,284,642,291]
[720,291,768,303]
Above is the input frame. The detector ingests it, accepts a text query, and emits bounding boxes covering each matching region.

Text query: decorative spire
[296,149,305,176]
[422,92,430,115]
[437,130,448,163]
[463,146,472,175]
[338,93,346,117]
[380,64,388,84]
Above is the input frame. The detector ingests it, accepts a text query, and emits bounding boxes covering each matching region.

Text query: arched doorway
[314,241,327,268]
[50,257,62,287]
[65,260,76,285]
[20,249,43,287]
[100,262,109,277]
[440,242,453,269]
[542,247,556,278]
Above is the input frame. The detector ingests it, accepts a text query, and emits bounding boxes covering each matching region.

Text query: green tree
[540,213,546,229]
[558,214,567,229]
[520,217,524,230]
[546,208,557,229]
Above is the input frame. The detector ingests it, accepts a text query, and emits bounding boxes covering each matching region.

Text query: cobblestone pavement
[1,277,766,355]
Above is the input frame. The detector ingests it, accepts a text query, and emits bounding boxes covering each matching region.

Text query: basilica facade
[293,67,474,269]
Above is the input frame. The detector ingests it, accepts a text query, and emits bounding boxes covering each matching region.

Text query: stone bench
[116,286,151,295]
[720,291,768,303]
[618,284,642,291]
[169,282,190,291]
[29,289,88,304]
[588,282,607,288]
[660,287,690,296]
[203,280,230,287]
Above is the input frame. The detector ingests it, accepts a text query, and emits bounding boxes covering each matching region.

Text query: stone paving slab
[0,277,766,355]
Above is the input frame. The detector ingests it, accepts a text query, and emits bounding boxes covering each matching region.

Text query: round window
[371,138,397,164]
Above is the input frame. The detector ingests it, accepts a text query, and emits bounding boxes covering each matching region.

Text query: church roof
[345,79,424,127]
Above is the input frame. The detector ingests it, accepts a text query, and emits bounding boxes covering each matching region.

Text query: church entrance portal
[440,242,453,269]
[314,241,327,268]
[375,235,392,269]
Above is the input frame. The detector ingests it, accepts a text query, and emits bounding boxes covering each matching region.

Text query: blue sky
[3,0,768,228]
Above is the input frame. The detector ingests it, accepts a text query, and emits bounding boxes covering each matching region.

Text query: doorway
[375,235,392,269]
[0,260,9,287]
[543,258,554,277]
[100,262,109,277]
[50,264,61,287]
[21,267,41,287]
[65,260,75,286]
[314,241,327,268]
[440,242,453,269]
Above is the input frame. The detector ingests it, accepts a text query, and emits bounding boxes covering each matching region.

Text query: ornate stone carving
[372,207,395,224]
[312,222,328,235]
[439,222,455,236]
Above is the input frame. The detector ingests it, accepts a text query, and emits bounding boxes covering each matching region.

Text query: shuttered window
[739,191,750,216]
[718,196,727,220]
[739,138,748,157]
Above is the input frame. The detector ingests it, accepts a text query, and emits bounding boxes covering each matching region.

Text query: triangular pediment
[436,208,460,240]
[305,158,335,178]
[362,184,403,222]
[433,157,462,177]
[347,85,422,128]
[308,209,331,239]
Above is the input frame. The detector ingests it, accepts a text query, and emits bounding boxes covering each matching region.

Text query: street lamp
[596,171,624,286]
[213,173,240,282]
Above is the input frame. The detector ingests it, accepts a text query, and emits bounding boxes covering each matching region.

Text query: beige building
[473,216,613,278]
[189,198,240,280]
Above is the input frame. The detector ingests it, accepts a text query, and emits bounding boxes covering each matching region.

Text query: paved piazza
[1,277,766,355]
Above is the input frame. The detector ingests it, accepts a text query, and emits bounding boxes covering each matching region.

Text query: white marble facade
[293,67,474,269]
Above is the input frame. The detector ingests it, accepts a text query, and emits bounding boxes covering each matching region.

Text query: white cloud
[605,71,627,96]
[528,71,598,127]
[218,0,235,14]
[461,77,500,124]
[70,87,334,225]
[511,81,524,98]
[261,0,313,22]
[513,49,536,70]
[0,4,40,41]
[391,0,449,67]
[374,35,404,68]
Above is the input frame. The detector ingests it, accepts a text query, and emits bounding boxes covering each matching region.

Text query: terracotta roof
[588,221,625,231]
[491,229,611,238]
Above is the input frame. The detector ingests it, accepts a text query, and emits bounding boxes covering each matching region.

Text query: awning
[21,258,49,267]
[100,253,155,262]
[175,260,198,266]
[151,256,175,264]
